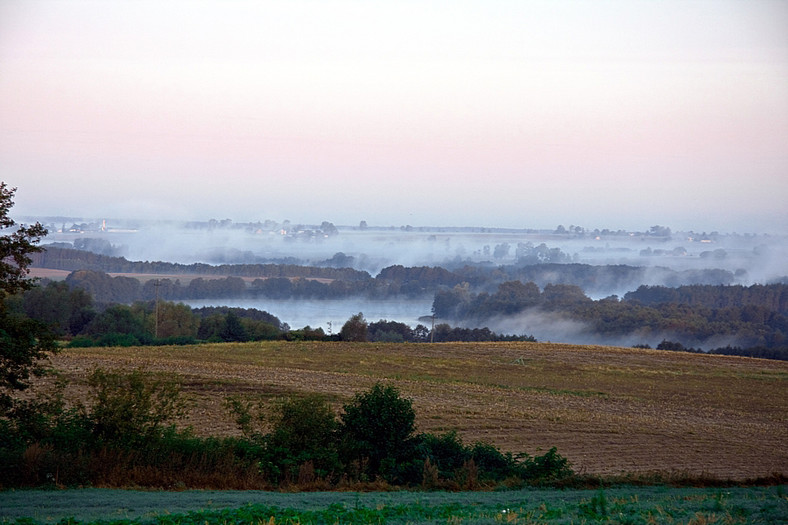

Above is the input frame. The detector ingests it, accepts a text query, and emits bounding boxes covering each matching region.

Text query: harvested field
[44,341,788,480]
[27,267,333,284]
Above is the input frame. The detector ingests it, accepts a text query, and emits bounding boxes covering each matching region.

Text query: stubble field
[47,341,788,480]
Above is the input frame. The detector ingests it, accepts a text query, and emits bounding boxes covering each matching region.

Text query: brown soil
[41,341,788,480]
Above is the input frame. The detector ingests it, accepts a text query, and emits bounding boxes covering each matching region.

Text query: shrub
[416,431,469,479]
[262,394,341,483]
[66,335,96,347]
[95,332,142,347]
[470,441,518,481]
[87,368,188,445]
[523,447,574,483]
[340,383,415,482]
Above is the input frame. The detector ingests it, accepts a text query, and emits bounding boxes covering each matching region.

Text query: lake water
[184,298,434,332]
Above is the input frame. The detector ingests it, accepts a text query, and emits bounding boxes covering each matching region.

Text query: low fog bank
[33,218,788,291]
[182,298,744,351]
[479,309,741,350]
[23,218,787,353]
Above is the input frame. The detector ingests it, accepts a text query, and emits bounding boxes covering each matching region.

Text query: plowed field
[45,341,788,480]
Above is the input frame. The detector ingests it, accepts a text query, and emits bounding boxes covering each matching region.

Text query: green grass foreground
[1,486,787,524]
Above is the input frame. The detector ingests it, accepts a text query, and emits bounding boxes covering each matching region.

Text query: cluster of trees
[338,313,535,344]
[1,372,572,489]
[624,284,788,313]
[433,280,788,358]
[433,281,585,320]
[635,340,788,360]
[7,281,288,347]
[432,324,536,343]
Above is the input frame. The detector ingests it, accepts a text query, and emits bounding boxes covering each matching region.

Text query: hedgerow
[0,371,573,490]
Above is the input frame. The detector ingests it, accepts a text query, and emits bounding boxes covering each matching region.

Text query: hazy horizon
[2,1,787,234]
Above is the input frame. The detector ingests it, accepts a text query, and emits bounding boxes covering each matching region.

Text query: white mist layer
[184,298,433,333]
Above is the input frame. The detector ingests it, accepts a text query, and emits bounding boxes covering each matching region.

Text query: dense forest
[433,280,788,356]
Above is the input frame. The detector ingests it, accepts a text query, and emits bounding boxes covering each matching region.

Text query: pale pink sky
[1,1,787,232]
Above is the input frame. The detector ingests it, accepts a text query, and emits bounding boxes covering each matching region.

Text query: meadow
[2,485,787,523]
[41,340,788,480]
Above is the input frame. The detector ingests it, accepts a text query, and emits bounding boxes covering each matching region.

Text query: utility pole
[326,320,332,336]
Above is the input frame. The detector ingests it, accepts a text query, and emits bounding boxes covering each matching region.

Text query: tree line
[9,281,535,347]
[33,245,742,303]
[18,264,788,357]
[13,275,786,357]
[44,262,741,305]
[433,280,788,358]
[33,246,371,281]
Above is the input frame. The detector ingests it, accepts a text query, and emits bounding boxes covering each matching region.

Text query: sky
[1,1,787,233]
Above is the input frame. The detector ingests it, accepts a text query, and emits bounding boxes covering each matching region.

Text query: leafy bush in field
[340,383,417,483]
[469,441,519,482]
[339,312,369,342]
[87,368,187,445]
[413,431,572,489]
[416,431,469,480]
[262,395,341,483]
[523,446,574,483]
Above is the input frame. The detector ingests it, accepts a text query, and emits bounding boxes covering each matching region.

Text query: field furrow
[42,341,788,480]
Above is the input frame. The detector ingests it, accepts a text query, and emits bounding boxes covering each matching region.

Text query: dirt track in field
[44,341,788,480]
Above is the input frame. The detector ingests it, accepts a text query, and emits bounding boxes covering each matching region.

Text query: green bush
[87,368,188,445]
[339,383,416,483]
[416,431,469,479]
[470,441,518,481]
[66,335,96,347]
[262,394,341,483]
[95,332,142,347]
[523,447,574,483]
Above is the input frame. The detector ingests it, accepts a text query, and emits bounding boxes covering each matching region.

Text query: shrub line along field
[42,341,788,480]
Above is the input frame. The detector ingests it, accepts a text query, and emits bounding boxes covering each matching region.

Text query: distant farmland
[47,341,787,480]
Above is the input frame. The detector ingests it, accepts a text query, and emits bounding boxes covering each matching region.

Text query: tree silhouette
[0,183,56,415]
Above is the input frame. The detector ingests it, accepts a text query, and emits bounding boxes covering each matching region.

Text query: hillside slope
[46,341,788,480]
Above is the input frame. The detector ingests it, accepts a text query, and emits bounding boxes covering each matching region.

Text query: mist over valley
[25,216,788,353]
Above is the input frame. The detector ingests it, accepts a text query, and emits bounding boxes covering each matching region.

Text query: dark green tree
[340,312,368,342]
[264,394,341,481]
[221,310,248,342]
[155,301,198,339]
[0,183,48,296]
[339,383,416,482]
[86,304,146,338]
[0,183,55,415]
[20,281,94,336]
